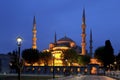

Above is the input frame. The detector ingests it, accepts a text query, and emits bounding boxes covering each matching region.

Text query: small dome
[58,36,74,42]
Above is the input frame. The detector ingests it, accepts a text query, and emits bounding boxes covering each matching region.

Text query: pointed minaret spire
[64,34,67,38]
[82,8,86,24]
[89,29,93,57]
[54,32,57,45]
[33,16,36,25]
[32,16,37,49]
[81,8,87,55]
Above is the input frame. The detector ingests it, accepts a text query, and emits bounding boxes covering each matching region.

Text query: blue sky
[0,0,120,54]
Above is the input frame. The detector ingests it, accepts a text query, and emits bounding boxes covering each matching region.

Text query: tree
[62,49,78,66]
[22,48,40,65]
[104,40,115,67]
[115,52,120,70]
[94,46,105,64]
[39,51,52,66]
[94,40,115,68]
[77,55,90,66]
[116,52,120,63]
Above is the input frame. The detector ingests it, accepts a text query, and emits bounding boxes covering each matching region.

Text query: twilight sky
[0,0,120,54]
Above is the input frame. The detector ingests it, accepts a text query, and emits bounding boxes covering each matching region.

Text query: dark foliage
[104,40,115,67]
[116,52,120,70]
[62,49,78,66]
[94,46,105,63]
[94,40,115,68]
[77,55,90,66]
[39,51,52,66]
[116,52,120,62]
[22,48,40,65]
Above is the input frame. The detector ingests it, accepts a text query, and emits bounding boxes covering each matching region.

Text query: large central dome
[56,36,76,48]
[58,36,74,42]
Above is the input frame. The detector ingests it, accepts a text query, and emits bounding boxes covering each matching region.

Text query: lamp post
[16,36,22,80]
[114,61,117,71]
[52,54,55,79]
[65,59,68,66]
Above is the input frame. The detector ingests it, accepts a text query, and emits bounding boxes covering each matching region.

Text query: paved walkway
[55,75,117,80]
[106,71,120,79]
[0,73,117,80]
[74,75,116,80]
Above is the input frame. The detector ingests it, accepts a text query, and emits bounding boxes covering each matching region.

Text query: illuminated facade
[25,34,81,66]
[49,35,81,66]
[90,58,102,66]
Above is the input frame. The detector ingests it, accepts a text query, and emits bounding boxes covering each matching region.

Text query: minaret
[81,8,86,55]
[32,16,37,49]
[54,32,57,46]
[89,29,93,57]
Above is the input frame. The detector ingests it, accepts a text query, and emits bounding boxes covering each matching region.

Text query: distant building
[0,54,11,73]
[24,9,102,67]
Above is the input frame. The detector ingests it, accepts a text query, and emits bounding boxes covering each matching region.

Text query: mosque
[25,9,102,67]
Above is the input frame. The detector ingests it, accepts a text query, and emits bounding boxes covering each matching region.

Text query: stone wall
[22,66,105,75]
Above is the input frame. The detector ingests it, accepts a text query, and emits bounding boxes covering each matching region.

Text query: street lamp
[65,59,68,66]
[16,36,22,80]
[52,54,55,79]
[114,61,117,71]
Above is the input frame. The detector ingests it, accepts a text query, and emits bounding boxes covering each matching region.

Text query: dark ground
[0,75,53,80]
